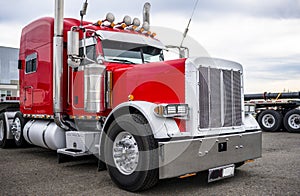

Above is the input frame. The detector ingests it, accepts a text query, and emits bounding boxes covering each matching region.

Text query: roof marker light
[132,18,141,27]
[114,15,132,29]
[95,12,115,27]
[123,15,132,26]
[106,12,115,23]
[124,17,141,31]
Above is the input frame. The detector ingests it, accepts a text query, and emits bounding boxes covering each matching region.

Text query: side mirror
[67,31,80,68]
[67,31,79,56]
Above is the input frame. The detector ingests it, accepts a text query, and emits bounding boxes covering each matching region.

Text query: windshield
[102,40,164,64]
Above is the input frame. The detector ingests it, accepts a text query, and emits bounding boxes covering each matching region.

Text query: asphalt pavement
[0,131,299,195]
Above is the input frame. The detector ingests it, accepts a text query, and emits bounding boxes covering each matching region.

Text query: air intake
[198,66,242,129]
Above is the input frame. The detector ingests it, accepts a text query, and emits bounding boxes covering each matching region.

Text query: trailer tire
[104,114,158,192]
[257,110,282,132]
[0,113,13,148]
[12,112,28,147]
[283,109,300,133]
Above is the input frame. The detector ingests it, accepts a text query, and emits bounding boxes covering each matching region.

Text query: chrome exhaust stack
[53,0,69,130]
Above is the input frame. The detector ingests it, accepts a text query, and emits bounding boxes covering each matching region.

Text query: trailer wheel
[12,112,28,147]
[257,110,282,132]
[283,109,300,133]
[0,113,12,148]
[104,114,158,192]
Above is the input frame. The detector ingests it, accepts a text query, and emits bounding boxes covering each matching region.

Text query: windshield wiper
[107,58,136,64]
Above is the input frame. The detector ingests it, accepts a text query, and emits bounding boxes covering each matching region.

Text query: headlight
[154,104,189,118]
[245,104,256,114]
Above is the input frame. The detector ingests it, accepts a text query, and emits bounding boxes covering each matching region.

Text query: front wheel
[257,110,282,132]
[283,109,300,133]
[104,114,158,192]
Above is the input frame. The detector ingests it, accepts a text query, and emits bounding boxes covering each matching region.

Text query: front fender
[102,101,180,139]
[98,101,181,160]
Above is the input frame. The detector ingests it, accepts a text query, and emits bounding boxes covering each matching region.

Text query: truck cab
[0,1,262,192]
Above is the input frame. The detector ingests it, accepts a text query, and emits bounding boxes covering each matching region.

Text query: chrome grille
[199,67,242,129]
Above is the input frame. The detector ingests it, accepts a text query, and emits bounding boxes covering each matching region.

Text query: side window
[79,45,96,65]
[1,90,6,97]
[6,91,11,96]
[25,53,37,74]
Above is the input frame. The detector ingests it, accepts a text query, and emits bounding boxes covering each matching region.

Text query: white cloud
[0,0,299,93]
[152,12,300,93]
[0,23,22,48]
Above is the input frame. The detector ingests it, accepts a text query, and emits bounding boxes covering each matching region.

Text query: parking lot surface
[0,132,299,195]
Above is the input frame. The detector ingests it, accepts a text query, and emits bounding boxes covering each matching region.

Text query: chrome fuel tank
[23,120,66,150]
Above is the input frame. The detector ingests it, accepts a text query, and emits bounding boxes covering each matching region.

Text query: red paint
[19,17,187,132]
[109,59,186,107]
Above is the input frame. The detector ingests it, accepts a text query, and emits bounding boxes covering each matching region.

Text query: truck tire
[12,112,28,147]
[257,110,282,132]
[104,114,158,192]
[0,113,12,148]
[283,109,300,133]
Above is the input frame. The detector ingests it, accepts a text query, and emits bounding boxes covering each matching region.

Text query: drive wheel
[0,113,12,148]
[257,110,282,131]
[12,112,28,147]
[283,109,300,133]
[104,114,158,192]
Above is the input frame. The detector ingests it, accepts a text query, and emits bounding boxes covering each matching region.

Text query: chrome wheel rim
[262,114,275,128]
[113,131,139,175]
[288,114,300,129]
[0,120,4,141]
[13,118,22,141]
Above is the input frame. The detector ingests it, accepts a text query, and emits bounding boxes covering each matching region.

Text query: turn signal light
[128,94,134,101]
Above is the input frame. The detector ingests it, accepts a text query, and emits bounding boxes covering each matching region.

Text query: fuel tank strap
[26,120,35,144]
[42,121,52,149]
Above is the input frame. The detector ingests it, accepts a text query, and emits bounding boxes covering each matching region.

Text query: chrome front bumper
[158,131,262,179]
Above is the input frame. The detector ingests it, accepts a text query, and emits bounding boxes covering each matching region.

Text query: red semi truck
[0,0,261,191]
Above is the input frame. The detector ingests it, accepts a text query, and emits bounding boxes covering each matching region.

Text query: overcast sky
[0,0,299,93]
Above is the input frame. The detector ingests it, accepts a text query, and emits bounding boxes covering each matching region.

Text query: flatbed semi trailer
[244,92,300,132]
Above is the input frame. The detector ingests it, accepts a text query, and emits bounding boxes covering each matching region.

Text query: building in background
[0,46,19,99]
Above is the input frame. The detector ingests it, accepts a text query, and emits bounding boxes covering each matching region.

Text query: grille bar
[199,67,242,129]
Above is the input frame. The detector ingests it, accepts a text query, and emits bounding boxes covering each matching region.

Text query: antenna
[80,0,88,27]
[180,0,199,47]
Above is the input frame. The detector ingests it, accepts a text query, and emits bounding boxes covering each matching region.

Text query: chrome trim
[97,30,165,49]
[79,37,97,48]
[84,64,106,113]
[106,71,113,109]
[113,131,139,175]
[158,131,262,179]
